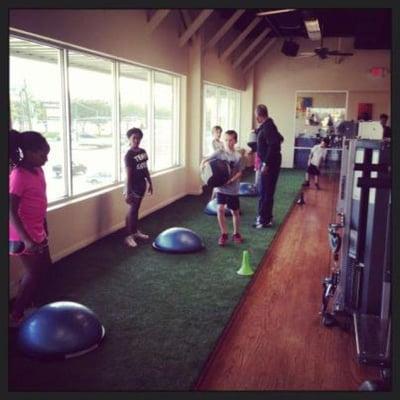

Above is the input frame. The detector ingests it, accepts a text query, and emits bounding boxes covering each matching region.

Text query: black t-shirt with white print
[124,148,149,197]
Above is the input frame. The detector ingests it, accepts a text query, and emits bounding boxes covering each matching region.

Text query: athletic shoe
[254,221,273,229]
[232,233,244,244]
[133,230,149,240]
[218,233,229,246]
[124,235,138,248]
[302,181,310,187]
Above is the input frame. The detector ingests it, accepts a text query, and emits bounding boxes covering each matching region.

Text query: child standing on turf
[9,130,52,327]
[302,137,329,190]
[201,130,246,246]
[124,128,153,248]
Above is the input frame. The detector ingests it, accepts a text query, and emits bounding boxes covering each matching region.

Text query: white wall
[253,37,391,168]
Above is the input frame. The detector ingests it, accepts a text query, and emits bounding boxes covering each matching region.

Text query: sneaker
[133,230,149,240]
[218,233,229,246]
[254,221,273,229]
[232,233,244,244]
[302,181,310,187]
[124,235,138,248]
[251,217,261,227]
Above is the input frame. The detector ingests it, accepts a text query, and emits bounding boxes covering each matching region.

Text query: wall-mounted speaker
[281,40,299,57]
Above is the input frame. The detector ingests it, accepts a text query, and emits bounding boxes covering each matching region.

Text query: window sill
[47,164,185,211]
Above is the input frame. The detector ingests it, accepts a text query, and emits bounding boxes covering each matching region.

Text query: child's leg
[11,249,51,319]
[232,209,241,235]
[126,196,143,235]
[217,205,228,234]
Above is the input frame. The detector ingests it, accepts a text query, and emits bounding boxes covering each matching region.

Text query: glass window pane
[68,51,114,194]
[203,84,241,156]
[203,85,218,156]
[119,63,150,177]
[9,37,66,202]
[154,71,174,172]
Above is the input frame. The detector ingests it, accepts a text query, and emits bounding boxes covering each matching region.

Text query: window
[68,51,115,195]
[119,64,150,177]
[9,33,182,204]
[153,72,179,172]
[202,83,241,156]
[9,37,65,202]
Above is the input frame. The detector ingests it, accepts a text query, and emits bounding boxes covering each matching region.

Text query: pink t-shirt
[9,166,47,243]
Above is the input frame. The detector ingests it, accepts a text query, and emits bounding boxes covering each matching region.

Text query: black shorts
[216,193,240,211]
[307,164,320,176]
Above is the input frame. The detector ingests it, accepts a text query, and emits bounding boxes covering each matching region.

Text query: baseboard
[51,191,188,262]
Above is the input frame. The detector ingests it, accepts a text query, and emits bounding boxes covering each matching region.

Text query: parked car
[86,172,113,185]
[52,162,87,178]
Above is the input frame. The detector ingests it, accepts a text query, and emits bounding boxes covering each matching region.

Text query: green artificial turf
[9,168,304,391]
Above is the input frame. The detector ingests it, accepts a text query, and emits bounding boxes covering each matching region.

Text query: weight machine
[320,137,391,390]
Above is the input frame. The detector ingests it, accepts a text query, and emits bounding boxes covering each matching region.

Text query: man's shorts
[307,164,320,176]
[216,193,240,211]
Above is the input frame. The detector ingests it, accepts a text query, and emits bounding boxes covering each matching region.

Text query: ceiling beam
[242,38,277,73]
[203,9,246,51]
[220,17,262,62]
[181,9,192,29]
[232,28,271,69]
[146,9,171,34]
[179,9,214,47]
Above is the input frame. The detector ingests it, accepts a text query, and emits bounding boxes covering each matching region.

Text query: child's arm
[124,166,134,203]
[200,150,219,168]
[226,170,242,184]
[144,168,153,195]
[9,194,42,251]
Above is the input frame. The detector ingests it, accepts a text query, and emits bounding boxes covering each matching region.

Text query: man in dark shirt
[380,113,391,140]
[253,104,284,228]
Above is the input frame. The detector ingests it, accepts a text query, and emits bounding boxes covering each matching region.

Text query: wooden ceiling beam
[242,38,277,73]
[179,9,214,47]
[146,9,171,34]
[220,17,262,62]
[203,9,246,51]
[232,28,271,69]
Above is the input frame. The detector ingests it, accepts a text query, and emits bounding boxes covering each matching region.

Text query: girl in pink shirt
[9,130,51,327]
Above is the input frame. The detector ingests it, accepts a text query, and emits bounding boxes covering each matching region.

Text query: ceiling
[216,8,391,49]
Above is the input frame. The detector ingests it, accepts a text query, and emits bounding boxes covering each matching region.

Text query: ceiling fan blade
[327,50,354,56]
[256,9,296,16]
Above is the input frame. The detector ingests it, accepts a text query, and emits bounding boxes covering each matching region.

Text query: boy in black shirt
[124,128,153,247]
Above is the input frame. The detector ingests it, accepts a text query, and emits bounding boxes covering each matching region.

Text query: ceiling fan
[297,31,354,59]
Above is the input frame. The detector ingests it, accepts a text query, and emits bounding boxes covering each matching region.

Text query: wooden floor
[196,173,379,391]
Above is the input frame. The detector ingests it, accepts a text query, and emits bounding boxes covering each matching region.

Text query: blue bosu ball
[239,182,258,197]
[17,301,105,360]
[204,199,233,216]
[152,227,205,253]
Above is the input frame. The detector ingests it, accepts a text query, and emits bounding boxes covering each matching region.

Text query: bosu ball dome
[17,301,105,360]
[152,227,205,253]
[204,198,242,217]
[239,182,258,197]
